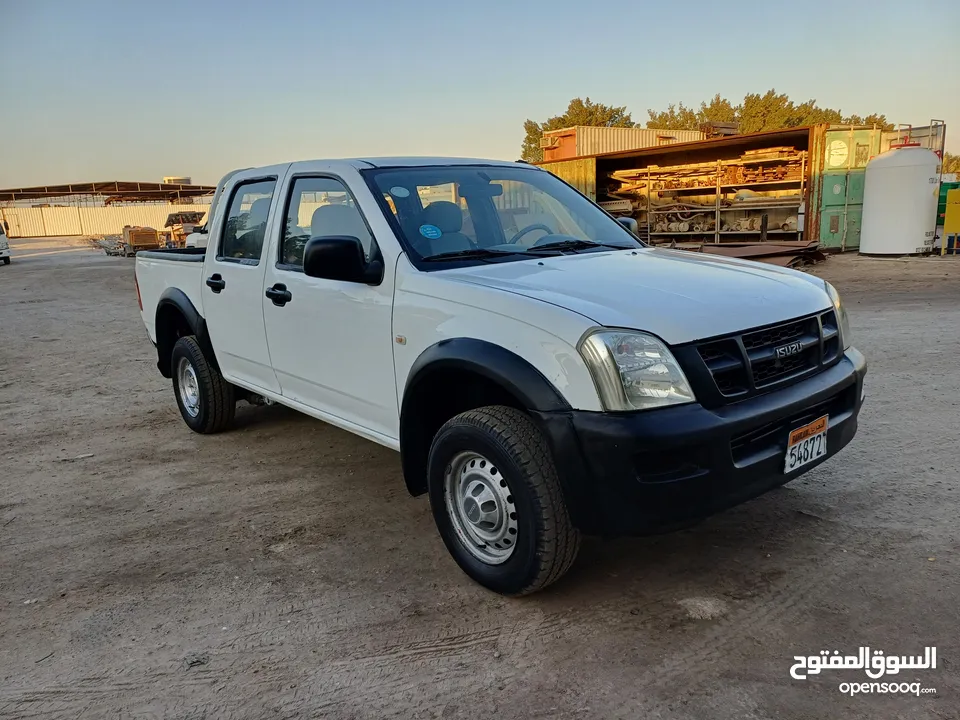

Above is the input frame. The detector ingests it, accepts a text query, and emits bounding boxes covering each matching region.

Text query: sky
[1,0,957,187]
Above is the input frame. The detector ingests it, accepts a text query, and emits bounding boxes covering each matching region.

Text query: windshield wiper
[421,248,523,262]
[525,238,633,254]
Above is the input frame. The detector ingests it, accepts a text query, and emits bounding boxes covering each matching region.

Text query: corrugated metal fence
[0,203,211,238]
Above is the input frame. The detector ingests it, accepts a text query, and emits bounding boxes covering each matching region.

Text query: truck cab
[134,157,866,596]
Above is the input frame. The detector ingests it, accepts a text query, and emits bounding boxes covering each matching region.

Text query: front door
[262,171,398,442]
[201,173,282,394]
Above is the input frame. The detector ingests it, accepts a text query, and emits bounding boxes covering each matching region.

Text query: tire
[427,406,580,596]
[170,336,235,433]
[2,257,9,265]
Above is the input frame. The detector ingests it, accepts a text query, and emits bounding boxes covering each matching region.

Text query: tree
[521,97,635,162]
[698,93,738,124]
[646,102,699,131]
[857,114,893,130]
[737,89,797,132]
[943,151,960,174]
[792,99,843,127]
[645,89,893,133]
[646,95,736,130]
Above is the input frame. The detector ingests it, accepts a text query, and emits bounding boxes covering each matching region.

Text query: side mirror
[616,216,639,235]
[303,235,383,284]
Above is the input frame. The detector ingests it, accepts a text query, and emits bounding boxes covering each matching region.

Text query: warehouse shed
[539,124,897,251]
[0,180,215,238]
[541,126,706,162]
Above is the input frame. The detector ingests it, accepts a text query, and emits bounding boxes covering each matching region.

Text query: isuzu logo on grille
[775,341,803,359]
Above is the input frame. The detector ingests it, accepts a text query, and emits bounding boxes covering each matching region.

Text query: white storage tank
[860,144,940,255]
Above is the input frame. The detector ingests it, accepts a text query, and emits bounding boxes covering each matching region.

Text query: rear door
[201,167,286,394]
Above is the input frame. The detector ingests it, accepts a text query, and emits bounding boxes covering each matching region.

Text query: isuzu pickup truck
[134,157,866,595]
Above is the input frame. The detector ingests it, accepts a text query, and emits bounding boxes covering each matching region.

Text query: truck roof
[228,158,534,175]
[353,157,530,169]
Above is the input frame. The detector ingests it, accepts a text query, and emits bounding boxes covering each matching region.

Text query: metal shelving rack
[628,152,807,245]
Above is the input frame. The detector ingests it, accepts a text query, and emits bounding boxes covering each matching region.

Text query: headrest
[248,197,271,225]
[311,203,367,238]
[421,201,462,233]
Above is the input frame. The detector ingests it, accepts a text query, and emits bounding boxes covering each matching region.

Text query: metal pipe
[714,159,721,243]
[840,126,853,251]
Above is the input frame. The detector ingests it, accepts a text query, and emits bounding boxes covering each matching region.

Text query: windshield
[364,165,641,265]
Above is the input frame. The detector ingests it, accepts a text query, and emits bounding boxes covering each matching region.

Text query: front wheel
[427,406,580,596]
[171,336,235,433]
[2,257,9,265]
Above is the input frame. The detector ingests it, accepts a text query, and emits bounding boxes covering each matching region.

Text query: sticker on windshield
[390,186,410,198]
[419,224,442,239]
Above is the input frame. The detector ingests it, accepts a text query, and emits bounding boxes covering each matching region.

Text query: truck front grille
[696,310,840,400]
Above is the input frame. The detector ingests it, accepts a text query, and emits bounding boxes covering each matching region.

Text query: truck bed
[137,247,207,261]
[135,249,207,344]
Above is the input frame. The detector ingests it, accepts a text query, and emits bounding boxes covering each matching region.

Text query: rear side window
[218,179,276,264]
[280,176,376,268]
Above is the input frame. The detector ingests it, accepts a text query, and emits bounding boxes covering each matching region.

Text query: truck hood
[439,248,832,345]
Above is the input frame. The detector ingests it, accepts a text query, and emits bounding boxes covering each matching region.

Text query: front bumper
[536,347,867,536]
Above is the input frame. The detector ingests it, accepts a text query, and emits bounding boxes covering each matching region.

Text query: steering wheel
[507,223,553,245]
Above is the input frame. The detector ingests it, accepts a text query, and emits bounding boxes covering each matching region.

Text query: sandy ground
[1,237,958,719]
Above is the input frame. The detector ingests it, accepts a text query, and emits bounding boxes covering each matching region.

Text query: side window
[217,179,276,264]
[281,176,377,268]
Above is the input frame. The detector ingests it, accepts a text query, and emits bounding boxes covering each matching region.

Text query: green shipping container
[821,128,880,171]
[817,170,866,249]
[813,127,881,250]
[820,171,866,207]
[820,206,863,248]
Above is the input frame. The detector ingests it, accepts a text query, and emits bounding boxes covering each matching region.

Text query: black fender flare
[402,338,571,416]
[154,288,216,377]
[399,338,571,495]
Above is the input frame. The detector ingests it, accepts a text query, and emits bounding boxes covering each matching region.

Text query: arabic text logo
[790,646,936,681]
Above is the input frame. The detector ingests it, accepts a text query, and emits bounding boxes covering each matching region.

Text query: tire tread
[443,405,580,595]
[172,336,235,433]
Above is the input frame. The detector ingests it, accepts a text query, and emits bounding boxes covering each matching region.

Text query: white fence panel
[2,208,45,237]
[43,207,83,236]
[1,203,210,238]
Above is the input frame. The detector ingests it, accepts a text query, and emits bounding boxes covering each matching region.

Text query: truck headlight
[579,330,695,411]
[824,281,852,350]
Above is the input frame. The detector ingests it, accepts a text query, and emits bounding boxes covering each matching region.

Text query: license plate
[784,415,828,473]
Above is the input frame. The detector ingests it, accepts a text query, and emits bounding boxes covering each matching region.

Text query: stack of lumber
[677,239,826,268]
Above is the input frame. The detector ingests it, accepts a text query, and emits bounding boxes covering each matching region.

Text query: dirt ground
[2,237,958,719]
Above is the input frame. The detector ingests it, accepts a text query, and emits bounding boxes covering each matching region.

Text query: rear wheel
[171,336,235,433]
[427,406,580,596]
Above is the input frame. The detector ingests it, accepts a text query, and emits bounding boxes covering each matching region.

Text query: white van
[0,222,10,265]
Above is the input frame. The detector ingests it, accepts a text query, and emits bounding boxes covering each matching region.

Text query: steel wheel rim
[177,357,201,418]
[444,451,518,565]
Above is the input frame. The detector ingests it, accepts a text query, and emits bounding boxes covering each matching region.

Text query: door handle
[265,283,292,307]
[206,274,226,293]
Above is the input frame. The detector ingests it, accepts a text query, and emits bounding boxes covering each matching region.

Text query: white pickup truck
[134,157,866,595]
[0,222,10,264]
